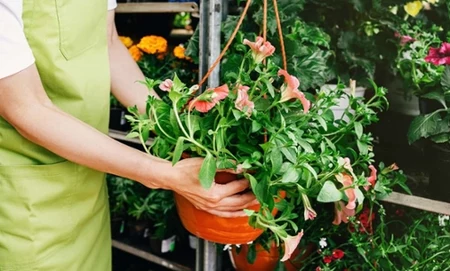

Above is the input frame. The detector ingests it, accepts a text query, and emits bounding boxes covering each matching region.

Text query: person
[0,0,256,269]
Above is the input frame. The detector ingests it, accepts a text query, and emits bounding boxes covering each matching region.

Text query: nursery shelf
[116,2,199,14]
[109,129,153,146]
[382,192,450,216]
[112,240,192,271]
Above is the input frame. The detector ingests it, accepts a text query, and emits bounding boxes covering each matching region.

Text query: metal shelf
[116,2,199,13]
[112,239,193,271]
[109,129,153,146]
[381,192,450,215]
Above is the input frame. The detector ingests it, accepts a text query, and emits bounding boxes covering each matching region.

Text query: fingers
[202,191,257,212]
[214,178,251,198]
[204,209,248,218]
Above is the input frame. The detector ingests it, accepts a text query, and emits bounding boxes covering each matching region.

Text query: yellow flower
[137,35,168,55]
[427,0,438,4]
[173,45,186,59]
[404,1,423,17]
[128,45,143,62]
[119,36,133,48]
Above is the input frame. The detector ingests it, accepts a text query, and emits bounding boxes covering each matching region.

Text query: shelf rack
[115,2,199,14]
[112,239,193,271]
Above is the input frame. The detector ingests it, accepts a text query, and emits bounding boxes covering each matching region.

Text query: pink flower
[243,37,276,63]
[388,163,399,171]
[315,267,322,271]
[364,165,377,191]
[280,230,304,262]
[332,201,356,225]
[159,79,173,92]
[394,32,415,46]
[425,42,450,65]
[189,84,229,113]
[336,174,356,210]
[343,157,353,173]
[301,193,317,221]
[278,69,311,113]
[234,85,254,117]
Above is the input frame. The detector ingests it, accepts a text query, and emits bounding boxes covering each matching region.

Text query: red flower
[189,84,229,113]
[332,249,345,260]
[425,42,450,65]
[395,209,405,217]
[315,267,322,271]
[323,255,333,264]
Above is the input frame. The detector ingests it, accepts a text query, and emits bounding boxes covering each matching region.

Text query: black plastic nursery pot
[109,107,131,132]
[425,142,450,202]
[127,220,151,246]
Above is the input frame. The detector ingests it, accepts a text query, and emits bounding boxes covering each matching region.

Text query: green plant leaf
[298,139,314,153]
[316,115,328,131]
[280,166,300,183]
[126,132,140,139]
[141,126,150,142]
[199,152,216,188]
[317,181,342,202]
[441,66,450,90]
[357,140,368,155]
[172,137,184,166]
[252,121,263,133]
[422,90,446,108]
[302,163,318,180]
[270,149,283,175]
[354,122,363,139]
[407,113,441,144]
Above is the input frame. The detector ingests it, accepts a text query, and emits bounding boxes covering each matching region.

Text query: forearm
[0,66,172,189]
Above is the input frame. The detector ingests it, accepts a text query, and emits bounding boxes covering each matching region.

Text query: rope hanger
[198,0,288,88]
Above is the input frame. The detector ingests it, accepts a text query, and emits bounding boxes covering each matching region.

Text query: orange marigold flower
[119,36,133,48]
[128,45,143,62]
[173,45,186,59]
[137,35,168,55]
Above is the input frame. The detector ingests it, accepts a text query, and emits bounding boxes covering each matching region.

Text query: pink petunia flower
[189,84,229,113]
[425,42,450,65]
[364,165,378,191]
[278,69,311,113]
[234,85,254,117]
[302,193,317,221]
[280,230,304,262]
[243,37,276,63]
[336,174,356,210]
[394,32,415,46]
[159,79,173,92]
[332,201,356,225]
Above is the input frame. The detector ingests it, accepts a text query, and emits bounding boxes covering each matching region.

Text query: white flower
[438,215,449,227]
[402,51,412,60]
[319,238,327,249]
[223,244,232,251]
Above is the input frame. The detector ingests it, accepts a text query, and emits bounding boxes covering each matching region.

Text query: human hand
[168,157,258,218]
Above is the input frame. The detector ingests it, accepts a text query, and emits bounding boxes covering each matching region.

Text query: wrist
[137,154,175,190]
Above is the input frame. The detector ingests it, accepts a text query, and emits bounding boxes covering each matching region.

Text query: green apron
[0,0,111,269]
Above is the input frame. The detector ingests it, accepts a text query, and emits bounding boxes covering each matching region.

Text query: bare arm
[107,11,156,114]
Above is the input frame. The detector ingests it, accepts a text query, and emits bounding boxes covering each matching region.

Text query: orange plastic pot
[231,243,279,271]
[174,172,285,244]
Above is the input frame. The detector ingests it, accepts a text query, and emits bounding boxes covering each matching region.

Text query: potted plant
[393,20,450,201]
[125,30,406,263]
[107,174,136,238]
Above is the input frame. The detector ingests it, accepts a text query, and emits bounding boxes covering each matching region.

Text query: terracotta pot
[284,243,316,271]
[231,243,280,271]
[174,172,284,244]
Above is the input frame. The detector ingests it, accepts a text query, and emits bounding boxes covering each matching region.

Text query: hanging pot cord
[197,0,287,88]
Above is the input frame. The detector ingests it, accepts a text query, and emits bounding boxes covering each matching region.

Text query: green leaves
[317,181,342,202]
[199,152,217,189]
[407,112,449,144]
[172,137,184,166]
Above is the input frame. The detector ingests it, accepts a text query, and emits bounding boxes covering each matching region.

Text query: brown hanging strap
[197,0,287,87]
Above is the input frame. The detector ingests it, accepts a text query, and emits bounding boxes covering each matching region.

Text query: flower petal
[280,231,304,262]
